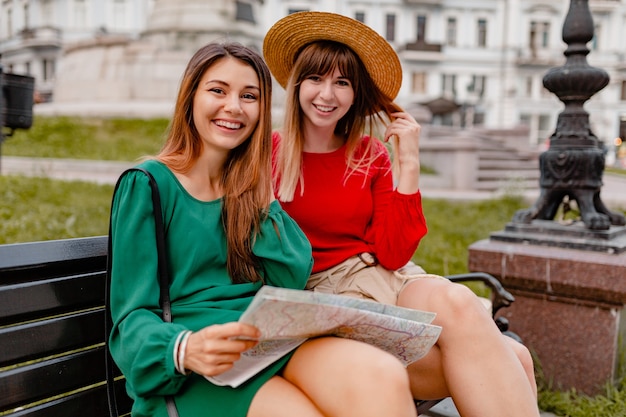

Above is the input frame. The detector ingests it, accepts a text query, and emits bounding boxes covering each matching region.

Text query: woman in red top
[266,11,540,417]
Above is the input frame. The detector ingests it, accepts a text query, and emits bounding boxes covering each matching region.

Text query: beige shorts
[306,253,445,305]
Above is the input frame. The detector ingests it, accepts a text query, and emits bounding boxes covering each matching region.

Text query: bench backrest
[0,236,132,417]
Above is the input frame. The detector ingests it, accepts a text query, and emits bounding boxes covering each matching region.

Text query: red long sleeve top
[274,133,428,274]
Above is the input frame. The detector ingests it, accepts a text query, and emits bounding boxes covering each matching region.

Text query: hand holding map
[206,286,441,387]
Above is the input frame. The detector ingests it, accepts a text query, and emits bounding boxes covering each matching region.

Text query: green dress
[108,160,313,417]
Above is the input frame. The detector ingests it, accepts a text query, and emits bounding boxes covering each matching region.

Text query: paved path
[421,171,626,210]
[2,155,625,210]
[0,156,133,185]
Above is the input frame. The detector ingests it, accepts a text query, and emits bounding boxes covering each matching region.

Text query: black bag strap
[105,167,178,417]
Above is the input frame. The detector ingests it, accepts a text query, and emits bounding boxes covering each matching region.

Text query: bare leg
[405,306,536,399]
[248,376,324,417]
[505,336,537,398]
[249,337,416,417]
[398,279,539,417]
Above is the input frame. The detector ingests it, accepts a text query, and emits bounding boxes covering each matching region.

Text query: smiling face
[298,66,354,132]
[192,57,261,156]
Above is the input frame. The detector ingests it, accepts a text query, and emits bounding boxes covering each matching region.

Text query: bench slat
[0,236,107,270]
[0,272,104,326]
[0,348,107,412]
[4,380,132,417]
[0,237,107,283]
[0,309,104,367]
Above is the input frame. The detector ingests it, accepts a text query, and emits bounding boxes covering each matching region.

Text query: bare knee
[321,340,410,398]
[512,339,534,372]
[507,337,537,393]
[359,349,411,391]
[402,281,489,326]
[442,283,483,311]
[348,349,414,413]
[283,338,415,416]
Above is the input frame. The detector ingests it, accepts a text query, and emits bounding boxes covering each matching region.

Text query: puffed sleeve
[108,170,188,399]
[366,146,428,270]
[254,200,313,289]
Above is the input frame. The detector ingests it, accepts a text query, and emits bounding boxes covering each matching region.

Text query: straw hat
[263,11,402,100]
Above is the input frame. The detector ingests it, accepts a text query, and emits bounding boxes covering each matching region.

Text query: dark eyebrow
[203,79,261,91]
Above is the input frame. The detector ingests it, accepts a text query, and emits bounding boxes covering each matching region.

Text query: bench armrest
[444,272,515,316]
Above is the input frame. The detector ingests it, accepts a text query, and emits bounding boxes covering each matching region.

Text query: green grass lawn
[2,116,169,161]
[606,166,626,177]
[3,116,626,416]
[0,175,113,243]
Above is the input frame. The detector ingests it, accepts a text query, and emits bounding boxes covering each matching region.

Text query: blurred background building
[1,0,625,169]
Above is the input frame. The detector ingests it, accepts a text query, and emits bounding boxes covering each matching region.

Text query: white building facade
[261,0,626,149]
[0,0,154,101]
[1,0,626,148]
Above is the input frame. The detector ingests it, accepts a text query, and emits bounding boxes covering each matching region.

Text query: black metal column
[513,0,625,230]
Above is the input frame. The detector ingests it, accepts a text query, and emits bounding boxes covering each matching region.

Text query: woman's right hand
[183,322,261,377]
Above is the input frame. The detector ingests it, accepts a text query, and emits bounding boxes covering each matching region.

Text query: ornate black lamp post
[513,0,625,230]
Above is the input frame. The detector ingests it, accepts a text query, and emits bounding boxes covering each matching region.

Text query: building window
[41,0,53,26]
[538,114,552,142]
[111,0,129,31]
[621,80,626,101]
[525,76,533,97]
[42,58,55,81]
[530,21,550,53]
[591,24,600,50]
[385,14,395,42]
[74,0,87,28]
[235,1,255,23]
[520,114,531,126]
[468,75,486,97]
[442,73,456,97]
[5,7,12,36]
[355,12,365,23]
[23,2,29,29]
[473,111,485,126]
[541,84,552,98]
[446,17,457,46]
[477,19,487,47]
[412,72,426,94]
[417,15,427,42]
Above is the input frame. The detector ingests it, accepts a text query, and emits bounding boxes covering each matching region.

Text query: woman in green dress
[108,42,416,417]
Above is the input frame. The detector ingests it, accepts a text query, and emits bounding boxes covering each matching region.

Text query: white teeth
[315,104,334,112]
[215,120,242,129]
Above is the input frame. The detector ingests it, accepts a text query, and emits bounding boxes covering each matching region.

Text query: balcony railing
[403,0,443,4]
[403,40,442,53]
[14,26,62,49]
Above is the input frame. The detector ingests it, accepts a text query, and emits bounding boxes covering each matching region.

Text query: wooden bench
[0,236,131,417]
[0,236,516,417]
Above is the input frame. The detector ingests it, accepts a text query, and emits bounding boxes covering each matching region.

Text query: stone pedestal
[468,221,626,395]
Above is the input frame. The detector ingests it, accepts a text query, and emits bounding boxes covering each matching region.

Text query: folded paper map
[206,286,441,387]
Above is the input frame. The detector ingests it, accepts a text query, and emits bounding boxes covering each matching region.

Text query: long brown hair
[158,42,273,284]
[274,40,399,202]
